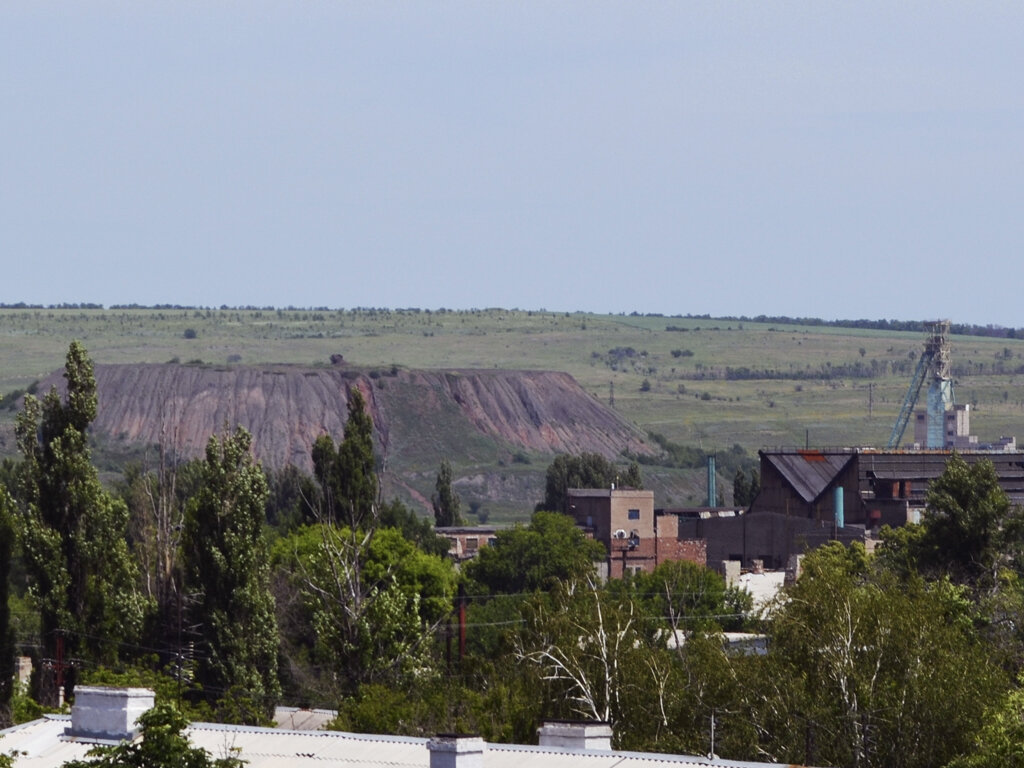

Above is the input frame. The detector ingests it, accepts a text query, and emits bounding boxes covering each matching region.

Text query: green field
[3,307,1024,520]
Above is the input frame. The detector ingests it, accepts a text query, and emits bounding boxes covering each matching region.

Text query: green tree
[61,701,242,768]
[625,559,752,635]
[312,389,378,529]
[732,469,750,506]
[917,454,1024,588]
[117,452,206,667]
[273,524,455,697]
[947,675,1024,768]
[14,341,145,704]
[757,542,1002,768]
[432,459,463,527]
[0,489,15,727]
[465,511,605,595]
[183,427,280,723]
[264,463,319,533]
[379,499,450,557]
[538,453,642,513]
[514,577,636,725]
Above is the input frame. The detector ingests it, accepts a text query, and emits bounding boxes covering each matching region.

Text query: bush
[183,328,198,339]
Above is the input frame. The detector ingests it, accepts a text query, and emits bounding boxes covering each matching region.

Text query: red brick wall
[656,538,707,568]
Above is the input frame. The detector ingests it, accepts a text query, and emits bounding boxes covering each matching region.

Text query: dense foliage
[432,458,463,527]
[311,389,377,529]
[13,342,146,704]
[183,427,280,723]
[2,343,1024,768]
[538,453,642,513]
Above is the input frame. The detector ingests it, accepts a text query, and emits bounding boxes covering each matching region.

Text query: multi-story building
[566,488,706,577]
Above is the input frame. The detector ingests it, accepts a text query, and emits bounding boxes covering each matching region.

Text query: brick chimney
[67,686,155,743]
[426,734,486,768]
[537,721,613,751]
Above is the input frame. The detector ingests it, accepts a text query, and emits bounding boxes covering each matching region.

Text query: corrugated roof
[763,451,855,503]
[0,715,818,768]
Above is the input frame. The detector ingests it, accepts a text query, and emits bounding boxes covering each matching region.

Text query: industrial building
[565,488,707,577]
[681,447,1024,569]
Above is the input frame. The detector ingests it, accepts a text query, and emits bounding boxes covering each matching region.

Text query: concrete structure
[0,686,822,768]
[437,526,499,561]
[566,489,706,577]
[427,735,486,768]
[537,721,613,751]
[66,686,155,743]
[914,403,977,449]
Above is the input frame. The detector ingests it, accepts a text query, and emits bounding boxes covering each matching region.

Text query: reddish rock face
[36,364,654,473]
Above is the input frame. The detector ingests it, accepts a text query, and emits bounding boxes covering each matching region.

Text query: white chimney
[426,735,486,768]
[67,686,155,743]
[537,721,613,751]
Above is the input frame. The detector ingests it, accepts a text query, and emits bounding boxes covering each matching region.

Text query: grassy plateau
[2,307,1023,521]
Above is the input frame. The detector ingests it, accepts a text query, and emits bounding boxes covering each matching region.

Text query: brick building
[566,488,706,577]
[436,525,499,561]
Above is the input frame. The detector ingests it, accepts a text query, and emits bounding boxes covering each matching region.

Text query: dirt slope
[37,364,653,473]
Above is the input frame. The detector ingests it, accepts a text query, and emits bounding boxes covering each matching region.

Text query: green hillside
[2,307,1023,520]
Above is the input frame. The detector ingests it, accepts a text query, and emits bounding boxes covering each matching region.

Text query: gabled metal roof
[762,450,856,504]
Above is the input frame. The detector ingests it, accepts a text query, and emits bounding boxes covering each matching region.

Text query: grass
[3,308,1024,521]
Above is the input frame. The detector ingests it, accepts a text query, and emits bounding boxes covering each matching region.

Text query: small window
[628,509,641,520]
[465,537,479,551]
[487,537,498,547]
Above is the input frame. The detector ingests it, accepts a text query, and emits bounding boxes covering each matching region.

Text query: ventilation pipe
[538,721,613,751]
[834,486,844,530]
[67,687,155,743]
[427,735,486,768]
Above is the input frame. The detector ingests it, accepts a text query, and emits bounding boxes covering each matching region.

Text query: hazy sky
[3,3,1022,325]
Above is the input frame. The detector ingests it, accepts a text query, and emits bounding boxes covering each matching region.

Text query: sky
[2,2,1022,326]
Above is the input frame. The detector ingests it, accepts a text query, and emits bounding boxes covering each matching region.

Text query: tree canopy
[13,341,145,704]
[432,458,463,527]
[465,511,605,595]
[312,388,378,528]
[183,426,280,723]
[272,523,456,697]
[539,453,642,513]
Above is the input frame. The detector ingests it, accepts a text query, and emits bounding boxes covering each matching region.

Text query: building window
[466,537,478,551]
[628,509,641,520]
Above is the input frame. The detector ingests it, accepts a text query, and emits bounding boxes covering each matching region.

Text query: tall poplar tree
[14,341,145,705]
[432,458,463,527]
[183,426,280,723]
[311,388,378,529]
[0,488,15,726]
